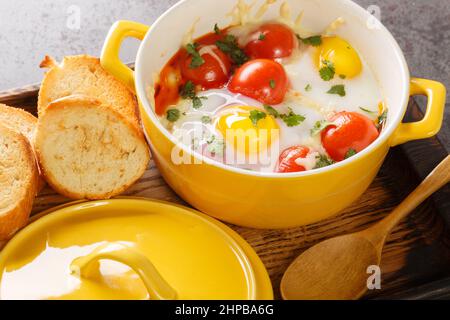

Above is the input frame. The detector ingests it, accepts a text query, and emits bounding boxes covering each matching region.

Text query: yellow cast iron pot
[101,0,446,228]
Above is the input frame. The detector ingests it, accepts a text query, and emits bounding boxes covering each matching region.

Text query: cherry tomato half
[245,23,297,59]
[321,111,379,162]
[180,45,232,89]
[229,59,289,105]
[276,146,310,173]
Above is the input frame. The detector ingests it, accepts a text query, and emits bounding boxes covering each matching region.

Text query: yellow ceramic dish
[0,198,273,300]
[101,0,446,228]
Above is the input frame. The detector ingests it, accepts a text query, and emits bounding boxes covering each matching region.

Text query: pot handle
[101,20,150,93]
[70,242,177,300]
[390,78,446,146]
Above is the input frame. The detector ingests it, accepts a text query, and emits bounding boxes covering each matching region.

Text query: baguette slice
[38,55,141,131]
[0,124,39,240]
[35,95,150,200]
[0,104,45,191]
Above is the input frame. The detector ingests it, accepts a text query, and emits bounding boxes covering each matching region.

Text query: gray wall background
[0,0,448,149]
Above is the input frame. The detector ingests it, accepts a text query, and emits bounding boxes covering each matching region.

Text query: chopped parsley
[311,120,333,136]
[327,84,346,97]
[207,135,225,156]
[166,109,181,122]
[315,154,335,169]
[249,110,267,126]
[339,74,347,79]
[180,81,207,108]
[269,79,276,89]
[214,23,220,35]
[359,107,376,114]
[263,104,280,118]
[258,33,266,41]
[201,115,212,124]
[319,60,335,81]
[216,34,249,66]
[297,35,322,47]
[186,43,205,69]
[305,84,312,92]
[281,108,305,127]
[345,148,357,159]
[263,105,305,127]
[377,110,388,130]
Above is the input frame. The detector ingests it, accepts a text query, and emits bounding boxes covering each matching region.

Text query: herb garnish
[327,84,346,97]
[319,60,335,81]
[207,135,225,156]
[201,115,212,124]
[305,84,312,92]
[263,104,280,118]
[377,110,388,130]
[263,105,305,127]
[258,33,266,41]
[186,43,205,69]
[249,110,267,126]
[269,79,276,89]
[216,34,249,66]
[339,74,347,79]
[345,148,357,159]
[359,107,376,114]
[297,35,322,47]
[180,81,207,109]
[311,120,333,136]
[315,154,335,168]
[214,23,220,35]
[166,109,181,122]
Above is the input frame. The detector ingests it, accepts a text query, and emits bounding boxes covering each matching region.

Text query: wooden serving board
[1,84,449,300]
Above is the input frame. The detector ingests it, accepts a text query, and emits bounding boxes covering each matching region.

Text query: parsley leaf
[216,34,249,66]
[319,60,335,81]
[201,115,212,124]
[269,79,276,89]
[359,107,376,114]
[315,154,335,169]
[249,110,267,126]
[305,84,312,92]
[214,23,220,35]
[259,33,266,41]
[311,120,333,136]
[345,148,357,159]
[281,108,305,127]
[186,43,205,69]
[377,110,388,130]
[180,81,207,108]
[327,84,346,97]
[263,104,280,118]
[166,109,181,122]
[297,35,322,47]
[207,135,225,156]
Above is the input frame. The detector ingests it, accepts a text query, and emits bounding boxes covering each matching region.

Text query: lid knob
[70,242,177,300]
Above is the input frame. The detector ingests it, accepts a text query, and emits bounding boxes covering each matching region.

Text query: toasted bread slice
[35,95,150,200]
[0,104,45,191]
[38,55,141,131]
[0,124,39,240]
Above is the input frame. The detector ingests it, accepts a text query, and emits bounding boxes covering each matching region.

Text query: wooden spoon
[281,155,450,300]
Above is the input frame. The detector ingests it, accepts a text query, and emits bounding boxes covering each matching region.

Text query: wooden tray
[1,84,449,300]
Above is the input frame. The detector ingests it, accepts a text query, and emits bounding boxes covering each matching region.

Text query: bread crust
[35,95,150,200]
[38,55,142,135]
[0,125,39,241]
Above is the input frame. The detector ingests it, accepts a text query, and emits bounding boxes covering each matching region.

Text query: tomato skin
[276,146,310,173]
[229,59,289,105]
[245,23,297,59]
[180,45,232,89]
[321,112,380,162]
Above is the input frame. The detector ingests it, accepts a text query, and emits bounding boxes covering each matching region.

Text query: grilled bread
[35,95,150,200]
[0,124,39,240]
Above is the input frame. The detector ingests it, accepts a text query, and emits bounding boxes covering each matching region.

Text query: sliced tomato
[276,146,310,173]
[245,23,297,59]
[180,45,232,89]
[229,59,289,105]
[321,111,380,162]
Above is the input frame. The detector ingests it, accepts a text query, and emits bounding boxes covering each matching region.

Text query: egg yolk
[216,106,279,155]
[315,36,362,79]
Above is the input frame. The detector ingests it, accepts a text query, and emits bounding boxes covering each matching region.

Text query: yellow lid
[0,199,272,300]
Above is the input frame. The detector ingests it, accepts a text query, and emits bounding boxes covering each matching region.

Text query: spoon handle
[364,155,450,246]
